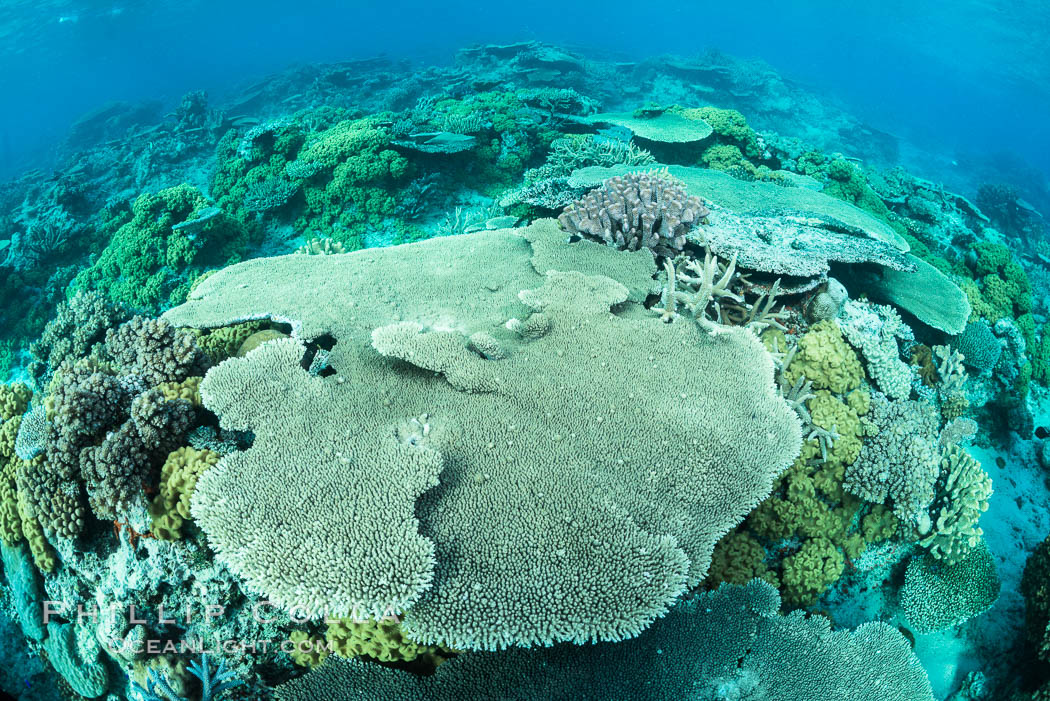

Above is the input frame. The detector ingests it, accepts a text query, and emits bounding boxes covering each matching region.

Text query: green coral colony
[1,42,1049,701]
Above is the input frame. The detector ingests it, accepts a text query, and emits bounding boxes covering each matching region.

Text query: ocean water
[0,2,1048,700]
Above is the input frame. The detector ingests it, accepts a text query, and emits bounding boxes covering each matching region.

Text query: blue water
[3,0,1049,197]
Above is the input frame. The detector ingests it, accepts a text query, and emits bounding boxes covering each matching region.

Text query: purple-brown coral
[106,316,210,387]
[558,171,709,256]
[28,316,210,532]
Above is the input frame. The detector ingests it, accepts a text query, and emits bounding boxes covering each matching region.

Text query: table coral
[274,580,933,701]
[167,221,801,650]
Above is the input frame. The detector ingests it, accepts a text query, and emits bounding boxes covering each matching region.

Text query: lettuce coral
[782,536,844,605]
[149,446,219,540]
[326,616,447,663]
[783,321,864,394]
[72,185,250,312]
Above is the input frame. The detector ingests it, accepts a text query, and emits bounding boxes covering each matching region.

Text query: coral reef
[900,540,1000,633]
[0,40,1045,699]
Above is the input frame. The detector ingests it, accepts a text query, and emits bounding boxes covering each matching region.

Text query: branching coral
[558,171,709,257]
[658,253,787,333]
[844,394,940,523]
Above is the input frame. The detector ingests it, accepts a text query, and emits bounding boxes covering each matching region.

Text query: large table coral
[274,581,934,701]
[163,219,801,651]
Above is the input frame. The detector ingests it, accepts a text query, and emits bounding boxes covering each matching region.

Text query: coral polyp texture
[274,580,934,701]
[558,171,709,257]
[165,220,802,650]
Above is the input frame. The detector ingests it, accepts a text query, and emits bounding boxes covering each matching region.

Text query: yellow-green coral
[192,321,265,362]
[325,616,447,663]
[0,383,30,421]
[681,106,761,157]
[919,446,991,565]
[0,458,21,545]
[846,388,870,415]
[861,504,899,543]
[967,242,1033,321]
[157,377,203,407]
[707,530,778,588]
[18,489,55,572]
[299,118,393,170]
[784,321,864,393]
[149,447,219,540]
[237,329,289,357]
[782,537,844,605]
[808,390,863,467]
[287,630,331,668]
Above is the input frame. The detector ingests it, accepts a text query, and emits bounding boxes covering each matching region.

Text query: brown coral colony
[558,172,709,258]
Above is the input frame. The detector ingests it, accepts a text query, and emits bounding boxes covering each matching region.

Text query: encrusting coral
[901,540,1000,633]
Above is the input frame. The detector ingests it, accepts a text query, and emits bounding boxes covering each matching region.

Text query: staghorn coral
[558,171,709,257]
[167,220,801,650]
